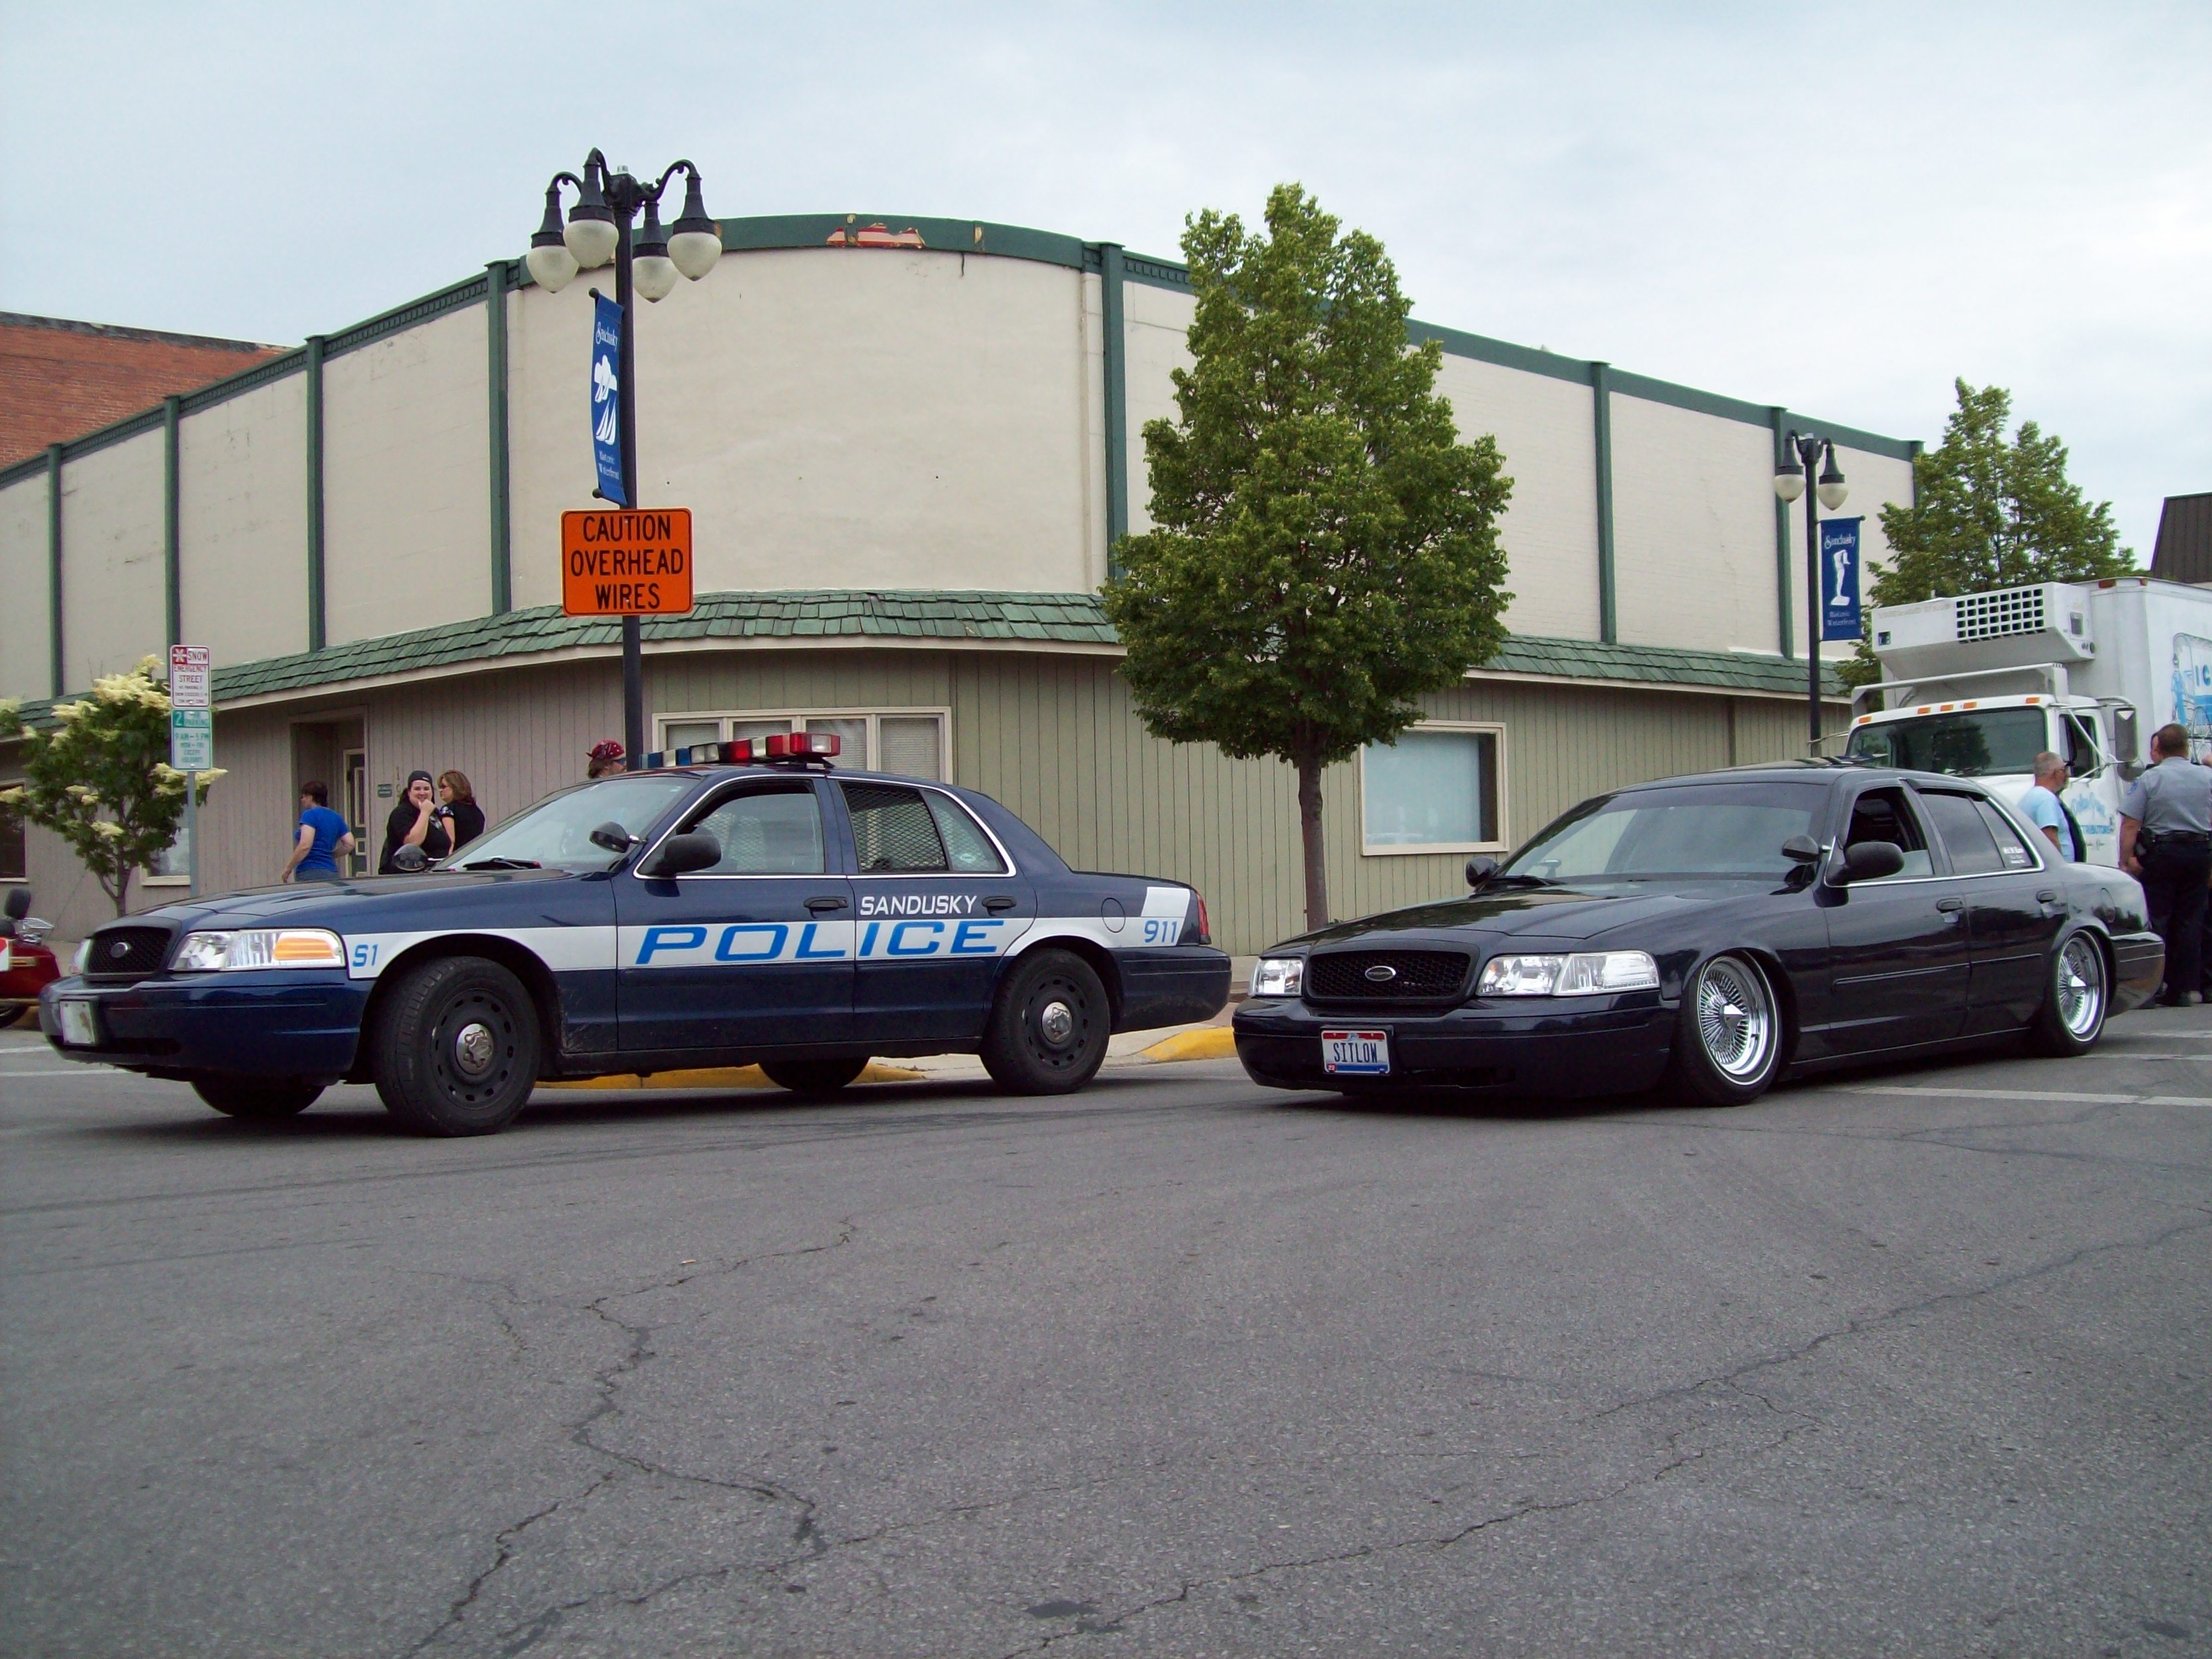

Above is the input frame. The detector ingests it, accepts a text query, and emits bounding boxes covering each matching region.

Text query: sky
[3,1,2205,558]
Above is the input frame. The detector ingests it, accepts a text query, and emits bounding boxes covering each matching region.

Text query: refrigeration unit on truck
[1844,576,2212,867]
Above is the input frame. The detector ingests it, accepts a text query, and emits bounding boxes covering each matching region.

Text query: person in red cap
[586,740,627,779]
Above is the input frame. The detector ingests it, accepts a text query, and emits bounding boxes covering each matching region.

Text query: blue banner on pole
[590,293,626,505]
[1820,517,1863,642]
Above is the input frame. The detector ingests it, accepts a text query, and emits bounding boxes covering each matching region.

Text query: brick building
[0,313,281,468]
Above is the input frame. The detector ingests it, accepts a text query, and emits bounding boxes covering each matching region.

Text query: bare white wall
[0,473,50,701]
[59,430,167,689]
[1121,281,1196,535]
[323,306,493,645]
[177,373,309,668]
[1611,396,1782,656]
[1434,356,1600,642]
[509,248,1097,605]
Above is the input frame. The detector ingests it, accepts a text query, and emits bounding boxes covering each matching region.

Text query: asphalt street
[2,1013,2208,1658]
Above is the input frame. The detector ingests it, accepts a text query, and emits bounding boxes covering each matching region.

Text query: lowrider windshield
[446,775,695,871]
[1504,783,1827,883]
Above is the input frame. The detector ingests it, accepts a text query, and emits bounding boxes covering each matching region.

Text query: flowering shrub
[0,657,223,915]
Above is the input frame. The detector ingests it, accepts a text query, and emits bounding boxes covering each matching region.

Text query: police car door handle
[1936,897,1964,913]
[2036,889,2060,904]
[983,895,1017,913]
[805,895,849,913]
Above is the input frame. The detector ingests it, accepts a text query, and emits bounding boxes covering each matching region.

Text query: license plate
[56,999,98,1048]
[1321,1028,1390,1076]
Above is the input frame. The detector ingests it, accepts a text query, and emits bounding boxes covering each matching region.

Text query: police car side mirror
[588,821,638,854]
[1464,856,1498,889]
[641,831,721,879]
[1836,840,1904,884]
[390,844,428,872]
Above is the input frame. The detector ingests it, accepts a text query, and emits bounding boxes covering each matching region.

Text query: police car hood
[123,868,585,934]
[1274,881,1759,953]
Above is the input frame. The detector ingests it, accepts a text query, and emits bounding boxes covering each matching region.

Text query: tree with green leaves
[0,657,221,916]
[1841,379,2132,686]
[1102,185,1513,932]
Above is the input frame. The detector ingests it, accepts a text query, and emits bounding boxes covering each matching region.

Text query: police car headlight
[1478,950,1658,997]
[171,929,347,972]
[1250,956,1305,997]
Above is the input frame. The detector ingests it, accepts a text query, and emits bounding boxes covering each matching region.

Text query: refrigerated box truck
[1844,576,2212,866]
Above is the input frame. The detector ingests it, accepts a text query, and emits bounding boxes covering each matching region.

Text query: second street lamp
[1774,431,1849,750]
[525,150,721,766]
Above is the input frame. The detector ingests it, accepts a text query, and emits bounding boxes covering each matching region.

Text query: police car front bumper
[1232,993,1673,1096]
[40,972,368,1082]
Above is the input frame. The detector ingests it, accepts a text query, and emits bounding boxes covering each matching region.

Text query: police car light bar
[766,732,840,758]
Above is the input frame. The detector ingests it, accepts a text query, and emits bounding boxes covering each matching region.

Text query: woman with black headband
[379,770,452,873]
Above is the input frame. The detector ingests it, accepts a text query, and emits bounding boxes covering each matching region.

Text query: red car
[1,890,60,1026]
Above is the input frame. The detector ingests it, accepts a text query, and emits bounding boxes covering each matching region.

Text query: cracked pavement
[3,1011,2209,1656]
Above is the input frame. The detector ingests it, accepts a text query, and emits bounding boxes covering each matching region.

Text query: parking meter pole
[614,200,645,768]
[186,772,199,898]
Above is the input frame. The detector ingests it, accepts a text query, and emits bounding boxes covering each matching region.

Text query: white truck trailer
[1845,576,2212,866]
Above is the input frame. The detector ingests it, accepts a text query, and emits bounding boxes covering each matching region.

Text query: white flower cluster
[89,658,170,712]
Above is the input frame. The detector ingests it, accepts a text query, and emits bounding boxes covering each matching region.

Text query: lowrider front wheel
[370,955,541,1136]
[1672,952,1780,1107]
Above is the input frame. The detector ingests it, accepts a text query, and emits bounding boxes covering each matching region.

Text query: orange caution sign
[560,508,694,617]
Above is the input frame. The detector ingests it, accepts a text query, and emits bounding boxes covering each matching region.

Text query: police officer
[2119,723,2212,1006]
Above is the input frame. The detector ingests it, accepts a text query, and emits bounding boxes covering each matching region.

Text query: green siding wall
[644,648,1842,955]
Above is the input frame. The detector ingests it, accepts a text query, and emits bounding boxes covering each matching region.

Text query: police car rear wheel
[981,950,1108,1095]
[761,1058,868,1095]
[372,956,540,1136]
[191,1076,323,1120]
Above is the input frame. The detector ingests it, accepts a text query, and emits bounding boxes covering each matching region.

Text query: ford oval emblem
[109,940,130,959]
[1364,964,1397,983]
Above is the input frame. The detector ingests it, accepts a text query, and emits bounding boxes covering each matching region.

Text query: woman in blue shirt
[281,781,354,883]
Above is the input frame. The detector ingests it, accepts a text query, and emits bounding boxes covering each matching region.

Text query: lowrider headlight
[1478,950,1659,997]
[170,928,348,972]
[1250,956,1305,997]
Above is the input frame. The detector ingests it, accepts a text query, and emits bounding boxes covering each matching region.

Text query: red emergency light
[766,731,840,758]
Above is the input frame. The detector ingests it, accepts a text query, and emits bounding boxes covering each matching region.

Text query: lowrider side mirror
[588,821,638,854]
[1836,840,1904,884]
[642,830,721,879]
[1780,836,1822,864]
[1465,855,1499,889]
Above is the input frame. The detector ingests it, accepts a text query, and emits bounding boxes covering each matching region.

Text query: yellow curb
[1137,1025,1239,1062]
[544,1060,926,1092]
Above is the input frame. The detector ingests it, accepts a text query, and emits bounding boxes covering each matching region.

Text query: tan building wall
[0,472,50,701]
[177,372,310,668]
[323,305,493,646]
[1121,281,1196,536]
[58,428,166,691]
[1611,395,1784,656]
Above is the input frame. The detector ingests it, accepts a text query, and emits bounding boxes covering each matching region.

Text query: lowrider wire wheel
[370,955,542,1136]
[1672,952,1780,1106]
[2030,929,2107,1057]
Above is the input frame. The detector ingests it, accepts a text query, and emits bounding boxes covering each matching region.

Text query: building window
[1360,724,1505,855]
[143,821,191,885]
[657,709,949,780]
[0,786,23,881]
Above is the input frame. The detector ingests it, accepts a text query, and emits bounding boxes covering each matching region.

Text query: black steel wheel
[370,956,540,1136]
[2030,929,2108,1057]
[761,1057,869,1095]
[979,949,1109,1095]
[1670,952,1781,1107]
[191,1076,323,1120]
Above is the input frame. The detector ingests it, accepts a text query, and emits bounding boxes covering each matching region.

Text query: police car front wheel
[981,949,1109,1095]
[370,956,542,1137]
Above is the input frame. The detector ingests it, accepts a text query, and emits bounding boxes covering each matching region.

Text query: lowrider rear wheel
[370,955,541,1136]
[192,1076,323,1120]
[1672,952,1780,1107]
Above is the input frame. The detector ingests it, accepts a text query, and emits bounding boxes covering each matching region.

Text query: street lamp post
[1773,432,1849,751]
[525,151,721,766]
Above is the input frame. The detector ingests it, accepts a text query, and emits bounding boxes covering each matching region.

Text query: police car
[39,734,1230,1136]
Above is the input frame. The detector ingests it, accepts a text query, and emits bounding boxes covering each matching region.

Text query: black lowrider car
[1234,764,2164,1105]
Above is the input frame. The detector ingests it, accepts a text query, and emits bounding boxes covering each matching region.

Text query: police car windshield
[1503,783,1827,883]
[449,776,696,871]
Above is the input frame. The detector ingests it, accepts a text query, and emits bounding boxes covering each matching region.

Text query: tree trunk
[1295,754,1329,934]
[110,864,131,917]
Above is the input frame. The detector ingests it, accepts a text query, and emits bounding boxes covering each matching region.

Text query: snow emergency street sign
[560,508,694,617]
[168,644,213,770]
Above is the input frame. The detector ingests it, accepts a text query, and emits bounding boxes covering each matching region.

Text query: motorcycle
[1,889,60,1027]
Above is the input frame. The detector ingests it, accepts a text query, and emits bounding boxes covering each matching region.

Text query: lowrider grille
[83,925,173,983]
[1307,949,1470,1001]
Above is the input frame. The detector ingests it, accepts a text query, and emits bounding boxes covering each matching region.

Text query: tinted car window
[685,787,825,874]
[1842,786,1936,880]
[1505,784,1825,881]
[925,793,1007,873]
[842,783,948,872]
[1918,790,2007,875]
[1974,798,2041,870]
